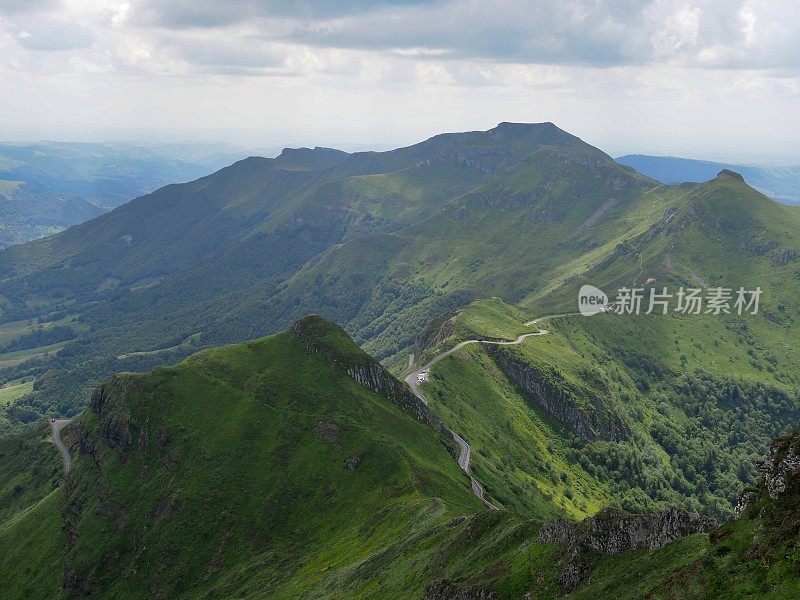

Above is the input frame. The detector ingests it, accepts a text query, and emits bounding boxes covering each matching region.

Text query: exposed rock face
[734,491,757,517]
[539,507,714,554]
[758,439,800,501]
[346,362,445,431]
[539,507,714,591]
[488,347,629,442]
[89,378,133,449]
[290,316,445,431]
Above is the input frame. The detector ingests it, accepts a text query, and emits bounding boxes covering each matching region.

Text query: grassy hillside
[410,172,800,520]
[1,126,798,536]
[0,129,800,464]
[1,317,497,598]
[420,299,798,518]
[1,317,798,598]
[218,134,657,370]
[423,340,612,520]
[0,420,62,524]
[0,122,625,430]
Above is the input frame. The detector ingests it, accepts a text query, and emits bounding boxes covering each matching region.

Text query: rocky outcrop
[734,430,800,517]
[488,347,629,442]
[347,362,445,430]
[734,491,757,517]
[89,378,133,449]
[757,437,800,501]
[539,507,714,591]
[290,315,445,431]
[539,507,714,553]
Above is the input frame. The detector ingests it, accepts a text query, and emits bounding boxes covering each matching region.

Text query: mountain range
[0,122,799,597]
[617,154,800,205]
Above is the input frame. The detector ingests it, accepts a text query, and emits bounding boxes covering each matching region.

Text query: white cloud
[0,0,796,162]
[11,17,95,51]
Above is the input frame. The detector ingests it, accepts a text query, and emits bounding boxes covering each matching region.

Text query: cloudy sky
[1,0,798,162]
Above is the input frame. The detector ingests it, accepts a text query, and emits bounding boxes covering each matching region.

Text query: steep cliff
[488,346,629,442]
[539,507,714,591]
[290,315,444,429]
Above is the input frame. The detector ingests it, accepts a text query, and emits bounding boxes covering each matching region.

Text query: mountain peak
[716,168,746,182]
[491,121,565,137]
[289,313,341,337]
[275,146,349,170]
[289,314,371,366]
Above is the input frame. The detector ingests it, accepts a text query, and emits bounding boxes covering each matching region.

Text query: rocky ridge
[487,347,629,442]
[539,507,715,591]
[290,315,445,430]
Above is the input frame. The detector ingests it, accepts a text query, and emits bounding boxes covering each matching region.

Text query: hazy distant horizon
[2,1,798,165]
[1,124,796,168]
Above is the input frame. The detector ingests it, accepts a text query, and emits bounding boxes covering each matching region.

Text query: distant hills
[0,141,256,247]
[1,123,798,431]
[0,122,798,525]
[617,154,800,205]
[0,122,799,597]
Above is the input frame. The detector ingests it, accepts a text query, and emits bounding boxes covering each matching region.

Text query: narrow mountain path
[406,312,580,510]
[49,418,73,474]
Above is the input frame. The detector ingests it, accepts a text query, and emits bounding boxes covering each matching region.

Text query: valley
[0,141,250,248]
[0,123,798,598]
[4,0,799,594]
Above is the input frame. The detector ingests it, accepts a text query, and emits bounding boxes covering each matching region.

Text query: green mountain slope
[0,420,63,523]
[419,299,798,519]
[0,122,615,431]
[407,171,800,520]
[2,126,799,533]
[2,317,797,599]
[215,133,656,366]
[1,316,489,598]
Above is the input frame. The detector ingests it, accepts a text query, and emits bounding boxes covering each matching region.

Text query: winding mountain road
[405,312,581,510]
[49,418,73,473]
